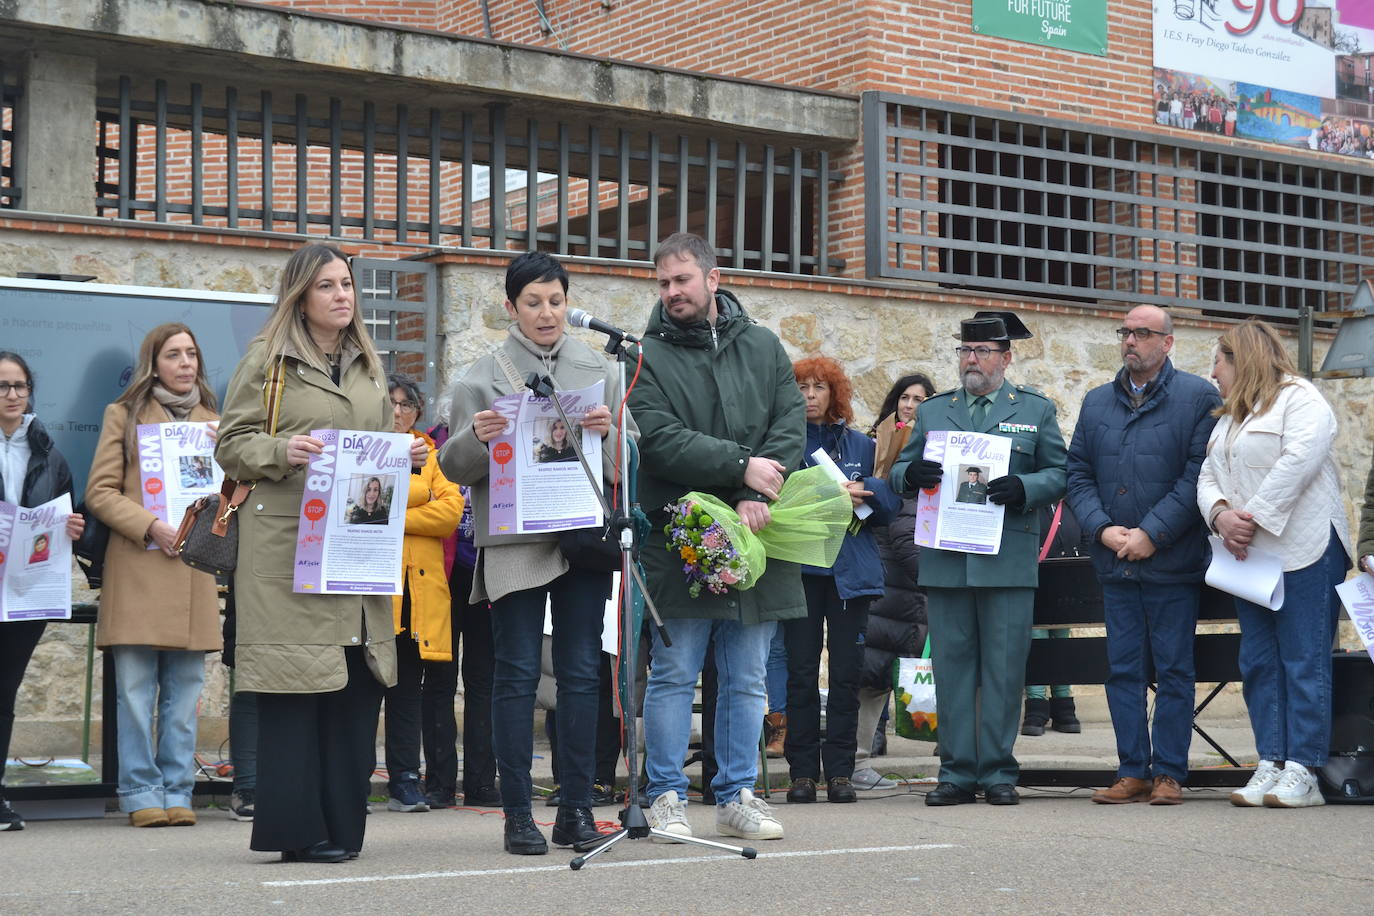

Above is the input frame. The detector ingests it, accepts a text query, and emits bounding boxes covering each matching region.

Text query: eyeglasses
[0,382,30,396]
[390,399,418,411]
[1115,327,1168,341]
[954,346,1005,359]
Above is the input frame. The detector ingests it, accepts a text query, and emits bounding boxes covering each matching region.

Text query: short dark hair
[0,350,34,412]
[505,251,569,304]
[654,232,717,275]
[387,372,423,420]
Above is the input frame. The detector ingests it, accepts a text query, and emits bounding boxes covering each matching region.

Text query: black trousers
[0,620,46,789]
[383,588,423,785]
[250,646,383,854]
[783,576,870,781]
[420,560,497,796]
[547,652,621,786]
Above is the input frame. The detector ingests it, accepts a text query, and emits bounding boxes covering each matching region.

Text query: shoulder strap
[263,357,286,435]
[492,347,527,393]
[1038,500,1064,563]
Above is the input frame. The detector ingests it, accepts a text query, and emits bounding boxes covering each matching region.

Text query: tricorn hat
[974,310,1033,340]
[954,316,1009,343]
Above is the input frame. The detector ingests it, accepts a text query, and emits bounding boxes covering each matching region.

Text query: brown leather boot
[1090,777,1152,804]
[1149,775,1183,806]
[764,712,786,758]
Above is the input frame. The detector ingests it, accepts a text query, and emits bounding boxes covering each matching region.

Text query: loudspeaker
[1318,651,1374,804]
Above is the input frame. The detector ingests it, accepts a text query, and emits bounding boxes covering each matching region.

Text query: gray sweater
[439,328,637,602]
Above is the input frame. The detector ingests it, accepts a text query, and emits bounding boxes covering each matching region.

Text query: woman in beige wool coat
[216,243,425,864]
[86,322,222,829]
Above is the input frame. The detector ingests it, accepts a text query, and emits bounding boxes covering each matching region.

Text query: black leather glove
[904,458,944,492]
[986,475,1026,508]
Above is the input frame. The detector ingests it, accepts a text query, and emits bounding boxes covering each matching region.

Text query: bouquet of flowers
[662,497,764,597]
[664,466,855,596]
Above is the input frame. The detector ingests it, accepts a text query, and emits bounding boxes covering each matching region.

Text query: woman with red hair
[783,356,900,804]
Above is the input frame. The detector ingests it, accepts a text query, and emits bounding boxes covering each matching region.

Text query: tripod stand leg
[569,829,630,869]
[649,829,758,858]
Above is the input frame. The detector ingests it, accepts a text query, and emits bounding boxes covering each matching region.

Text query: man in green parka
[631,232,806,843]
[890,312,1067,807]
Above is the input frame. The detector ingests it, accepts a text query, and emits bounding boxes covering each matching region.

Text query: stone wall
[4,224,1372,756]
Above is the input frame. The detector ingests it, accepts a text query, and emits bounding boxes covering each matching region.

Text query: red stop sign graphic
[303,498,327,528]
[492,442,513,467]
[145,477,163,496]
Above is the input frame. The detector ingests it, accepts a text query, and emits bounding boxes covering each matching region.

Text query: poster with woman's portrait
[341,473,397,526]
[528,416,582,465]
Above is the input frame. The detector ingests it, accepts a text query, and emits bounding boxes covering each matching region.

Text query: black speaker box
[1318,651,1374,804]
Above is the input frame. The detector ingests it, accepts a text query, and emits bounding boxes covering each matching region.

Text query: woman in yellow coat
[86,323,222,828]
[382,372,463,812]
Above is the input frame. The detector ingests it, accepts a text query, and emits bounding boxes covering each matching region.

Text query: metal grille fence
[863,91,1374,321]
[0,64,21,208]
[95,76,844,274]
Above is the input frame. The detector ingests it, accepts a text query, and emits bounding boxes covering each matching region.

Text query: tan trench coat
[214,340,397,693]
[86,402,223,651]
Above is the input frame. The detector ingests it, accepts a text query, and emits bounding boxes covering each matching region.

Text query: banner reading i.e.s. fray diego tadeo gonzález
[972,0,1108,56]
[293,428,412,595]
[1153,0,1374,161]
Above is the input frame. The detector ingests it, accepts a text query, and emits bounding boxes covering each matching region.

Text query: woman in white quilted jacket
[1197,319,1351,810]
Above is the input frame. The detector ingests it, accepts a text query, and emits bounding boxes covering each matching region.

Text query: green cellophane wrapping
[676,492,768,590]
[754,465,853,568]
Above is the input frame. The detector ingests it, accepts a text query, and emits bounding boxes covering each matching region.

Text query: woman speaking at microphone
[217,243,425,863]
[439,251,636,856]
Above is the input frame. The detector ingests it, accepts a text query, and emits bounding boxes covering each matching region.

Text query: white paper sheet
[0,494,74,622]
[809,447,870,520]
[1335,573,1374,664]
[913,430,1009,555]
[1205,535,1285,611]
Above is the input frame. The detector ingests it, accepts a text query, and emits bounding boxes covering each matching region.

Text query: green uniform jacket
[215,339,397,693]
[630,290,807,623]
[890,380,1067,589]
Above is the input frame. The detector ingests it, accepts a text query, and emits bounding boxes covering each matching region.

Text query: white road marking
[261,843,961,887]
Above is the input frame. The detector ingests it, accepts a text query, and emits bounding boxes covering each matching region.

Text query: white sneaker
[1263,762,1325,808]
[648,790,693,843]
[1231,760,1282,807]
[851,767,898,790]
[716,788,783,841]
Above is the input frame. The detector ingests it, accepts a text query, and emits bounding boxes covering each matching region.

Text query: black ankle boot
[1021,697,1051,736]
[1050,696,1082,733]
[551,806,604,851]
[503,812,548,855]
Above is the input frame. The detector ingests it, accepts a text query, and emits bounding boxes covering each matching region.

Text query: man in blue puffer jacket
[1065,305,1221,807]
[784,357,900,805]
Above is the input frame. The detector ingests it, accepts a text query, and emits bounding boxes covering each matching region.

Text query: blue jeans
[110,646,206,812]
[1235,529,1346,768]
[765,625,788,714]
[1100,581,1201,782]
[644,617,775,806]
[489,567,608,813]
[229,688,258,792]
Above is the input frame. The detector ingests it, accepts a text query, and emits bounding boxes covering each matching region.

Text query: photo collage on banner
[1153,0,1374,160]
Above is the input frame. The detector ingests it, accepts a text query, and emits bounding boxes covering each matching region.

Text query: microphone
[567,308,640,344]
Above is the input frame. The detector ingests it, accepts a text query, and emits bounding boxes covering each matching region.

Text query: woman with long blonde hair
[86,322,221,828]
[217,243,425,862]
[1197,319,1352,809]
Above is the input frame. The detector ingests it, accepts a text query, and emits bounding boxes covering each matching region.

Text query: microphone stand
[527,327,757,870]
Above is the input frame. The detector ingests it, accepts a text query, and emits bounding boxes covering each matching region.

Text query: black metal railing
[95,76,845,274]
[0,63,22,208]
[863,91,1374,321]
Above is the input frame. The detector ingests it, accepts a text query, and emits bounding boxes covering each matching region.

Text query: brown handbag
[175,358,286,576]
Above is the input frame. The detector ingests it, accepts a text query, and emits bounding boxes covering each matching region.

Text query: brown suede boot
[764,712,786,758]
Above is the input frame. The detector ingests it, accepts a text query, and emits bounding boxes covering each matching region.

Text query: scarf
[152,383,201,420]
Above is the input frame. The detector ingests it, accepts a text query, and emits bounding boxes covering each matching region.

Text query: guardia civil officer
[890,312,1067,806]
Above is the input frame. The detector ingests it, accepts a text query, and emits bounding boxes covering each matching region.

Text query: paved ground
[7,703,1371,915]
